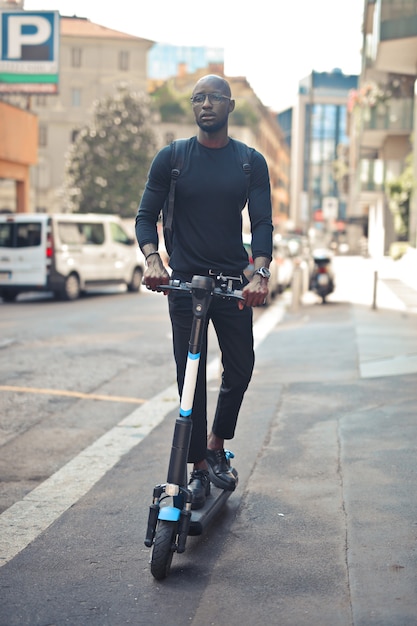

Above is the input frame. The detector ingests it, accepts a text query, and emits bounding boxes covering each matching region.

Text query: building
[0,11,288,222]
[32,16,154,214]
[148,43,224,81]
[349,0,417,256]
[279,69,358,245]
[0,14,153,213]
[0,101,38,213]
[0,0,39,212]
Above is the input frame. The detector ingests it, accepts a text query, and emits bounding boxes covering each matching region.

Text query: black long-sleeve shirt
[136,136,273,275]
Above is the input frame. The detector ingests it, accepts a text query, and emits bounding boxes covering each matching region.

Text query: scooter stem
[166,276,214,486]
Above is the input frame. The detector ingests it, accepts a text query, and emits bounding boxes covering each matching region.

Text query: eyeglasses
[190,93,231,106]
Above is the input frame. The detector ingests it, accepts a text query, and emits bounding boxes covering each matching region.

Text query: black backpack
[163,137,253,256]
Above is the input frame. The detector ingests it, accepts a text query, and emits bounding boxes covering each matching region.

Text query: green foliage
[63,86,158,218]
[159,100,185,121]
[385,152,415,241]
[150,83,192,122]
[389,241,410,260]
[231,101,259,128]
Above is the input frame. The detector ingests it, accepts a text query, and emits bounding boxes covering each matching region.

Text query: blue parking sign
[0,10,59,94]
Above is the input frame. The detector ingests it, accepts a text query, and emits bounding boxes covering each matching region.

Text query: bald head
[193,75,232,98]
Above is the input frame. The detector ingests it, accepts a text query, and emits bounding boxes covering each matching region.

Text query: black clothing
[136,136,272,463]
[168,279,254,462]
[136,136,273,271]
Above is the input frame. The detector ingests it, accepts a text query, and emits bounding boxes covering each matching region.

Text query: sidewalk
[369,248,417,312]
[192,255,417,626]
[308,252,417,312]
[329,254,417,378]
[387,246,417,292]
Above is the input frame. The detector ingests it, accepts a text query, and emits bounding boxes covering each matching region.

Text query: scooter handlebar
[157,278,244,301]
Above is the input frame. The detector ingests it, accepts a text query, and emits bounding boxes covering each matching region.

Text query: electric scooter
[144,275,241,580]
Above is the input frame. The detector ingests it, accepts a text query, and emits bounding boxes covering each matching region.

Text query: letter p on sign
[8,15,51,58]
[1,12,57,62]
[0,11,59,92]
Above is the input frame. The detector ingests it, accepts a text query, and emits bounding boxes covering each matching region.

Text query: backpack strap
[230,138,253,201]
[164,137,252,255]
[165,138,190,234]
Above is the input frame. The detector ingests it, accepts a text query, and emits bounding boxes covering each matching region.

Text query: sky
[23,0,365,111]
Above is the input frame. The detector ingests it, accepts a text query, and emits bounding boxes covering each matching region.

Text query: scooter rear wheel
[150,520,177,580]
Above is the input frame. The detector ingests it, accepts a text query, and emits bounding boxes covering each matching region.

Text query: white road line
[0,300,285,567]
[360,354,417,378]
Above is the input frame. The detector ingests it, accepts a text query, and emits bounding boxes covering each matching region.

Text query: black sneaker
[188,469,210,510]
[205,449,237,491]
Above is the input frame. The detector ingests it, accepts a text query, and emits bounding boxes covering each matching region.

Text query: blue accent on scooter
[180,408,192,416]
[158,506,181,522]
[188,351,200,360]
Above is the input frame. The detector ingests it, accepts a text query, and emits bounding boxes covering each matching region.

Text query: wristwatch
[254,267,271,279]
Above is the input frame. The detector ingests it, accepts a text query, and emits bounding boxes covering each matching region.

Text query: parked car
[0,213,145,301]
[280,233,315,293]
[272,235,295,293]
[284,234,314,274]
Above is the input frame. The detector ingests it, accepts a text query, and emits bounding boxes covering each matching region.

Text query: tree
[231,101,259,129]
[63,86,158,217]
[150,82,192,122]
[386,152,415,241]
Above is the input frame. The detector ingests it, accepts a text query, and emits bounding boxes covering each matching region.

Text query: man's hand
[239,273,269,309]
[238,255,270,309]
[142,250,170,293]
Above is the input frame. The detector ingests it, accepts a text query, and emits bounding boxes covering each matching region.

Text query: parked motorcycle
[310,249,335,303]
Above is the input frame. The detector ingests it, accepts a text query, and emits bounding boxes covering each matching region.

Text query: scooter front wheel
[150,520,178,580]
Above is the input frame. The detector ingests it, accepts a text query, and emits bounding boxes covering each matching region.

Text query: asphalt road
[0,283,263,514]
[1,257,416,625]
[0,286,176,512]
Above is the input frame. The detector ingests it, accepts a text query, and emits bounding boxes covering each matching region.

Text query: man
[135,74,273,509]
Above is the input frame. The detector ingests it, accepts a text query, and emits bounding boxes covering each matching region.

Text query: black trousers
[168,281,254,463]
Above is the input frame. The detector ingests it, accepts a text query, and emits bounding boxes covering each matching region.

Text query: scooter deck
[188,487,232,535]
[188,468,238,536]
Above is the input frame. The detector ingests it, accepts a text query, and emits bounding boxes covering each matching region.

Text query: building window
[119,50,129,71]
[71,88,81,107]
[304,102,348,211]
[39,124,48,147]
[71,47,82,68]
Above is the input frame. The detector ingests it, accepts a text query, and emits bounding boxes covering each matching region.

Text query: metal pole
[372,270,378,310]
[291,264,302,313]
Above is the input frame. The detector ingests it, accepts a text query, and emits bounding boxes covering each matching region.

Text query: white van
[0,213,145,301]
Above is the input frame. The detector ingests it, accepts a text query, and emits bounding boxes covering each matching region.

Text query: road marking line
[0,299,285,567]
[0,386,145,405]
[360,353,417,378]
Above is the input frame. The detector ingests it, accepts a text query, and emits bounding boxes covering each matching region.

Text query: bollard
[291,264,302,313]
[372,270,378,310]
